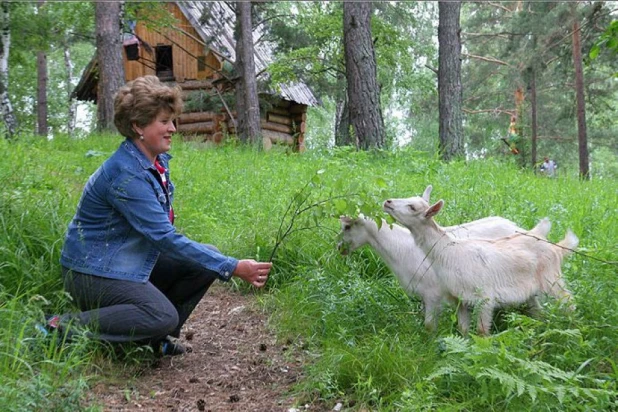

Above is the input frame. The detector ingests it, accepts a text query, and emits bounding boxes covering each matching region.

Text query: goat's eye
[408,205,416,211]
[343,225,350,231]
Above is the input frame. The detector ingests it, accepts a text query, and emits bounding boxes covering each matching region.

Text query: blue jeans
[60,247,219,344]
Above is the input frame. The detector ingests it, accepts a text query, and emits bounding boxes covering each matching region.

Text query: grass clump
[3,134,617,410]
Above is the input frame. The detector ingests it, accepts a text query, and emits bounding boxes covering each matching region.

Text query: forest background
[0,1,617,176]
[1,1,618,411]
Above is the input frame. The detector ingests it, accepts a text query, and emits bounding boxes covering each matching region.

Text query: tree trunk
[36,0,48,137]
[528,67,538,170]
[37,49,48,137]
[335,93,355,147]
[571,16,590,180]
[0,0,17,139]
[234,2,261,146]
[95,1,125,133]
[343,1,385,150]
[437,1,464,161]
[63,40,76,137]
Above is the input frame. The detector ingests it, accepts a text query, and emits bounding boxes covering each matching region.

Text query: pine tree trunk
[234,2,261,146]
[335,93,354,147]
[0,0,17,139]
[63,41,76,137]
[438,0,464,161]
[343,1,385,150]
[95,1,125,133]
[572,17,590,180]
[528,67,538,169]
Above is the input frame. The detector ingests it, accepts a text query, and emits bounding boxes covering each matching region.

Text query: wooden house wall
[124,3,214,82]
[120,2,307,151]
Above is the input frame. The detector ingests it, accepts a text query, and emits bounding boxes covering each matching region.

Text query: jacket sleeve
[107,169,238,280]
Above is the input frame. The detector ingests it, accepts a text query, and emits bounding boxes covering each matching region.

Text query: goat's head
[383,196,444,229]
[338,215,369,255]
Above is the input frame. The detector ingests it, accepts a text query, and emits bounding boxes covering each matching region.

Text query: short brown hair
[114,75,183,140]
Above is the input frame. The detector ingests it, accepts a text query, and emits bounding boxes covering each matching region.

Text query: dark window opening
[155,45,174,80]
[124,43,139,61]
[197,55,207,72]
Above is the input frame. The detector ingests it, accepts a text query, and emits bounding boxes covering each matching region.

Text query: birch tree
[0,0,17,138]
[36,0,48,137]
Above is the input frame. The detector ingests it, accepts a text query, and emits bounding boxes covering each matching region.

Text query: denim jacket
[60,139,238,283]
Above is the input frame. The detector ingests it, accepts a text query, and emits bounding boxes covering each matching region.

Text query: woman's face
[134,110,176,162]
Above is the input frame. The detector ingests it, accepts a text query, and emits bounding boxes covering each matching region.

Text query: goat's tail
[529,217,551,238]
[557,229,579,257]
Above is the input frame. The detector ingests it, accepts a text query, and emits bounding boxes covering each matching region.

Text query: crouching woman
[50,75,271,356]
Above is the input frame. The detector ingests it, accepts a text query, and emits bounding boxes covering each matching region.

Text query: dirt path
[88,284,321,412]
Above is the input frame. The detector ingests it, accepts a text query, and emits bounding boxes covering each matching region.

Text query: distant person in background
[540,156,557,177]
[41,75,272,356]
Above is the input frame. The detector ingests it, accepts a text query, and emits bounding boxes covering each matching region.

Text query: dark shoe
[159,336,187,357]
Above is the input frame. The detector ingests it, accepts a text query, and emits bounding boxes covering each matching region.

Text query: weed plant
[2,134,617,410]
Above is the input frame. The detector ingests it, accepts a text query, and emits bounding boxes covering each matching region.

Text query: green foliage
[3,134,618,410]
[7,1,95,136]
[589,20,618,62]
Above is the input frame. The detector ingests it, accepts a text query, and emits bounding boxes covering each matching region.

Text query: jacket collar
[121,139,172,170]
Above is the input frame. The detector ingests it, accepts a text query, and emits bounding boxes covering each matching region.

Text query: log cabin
[73,1,319,151]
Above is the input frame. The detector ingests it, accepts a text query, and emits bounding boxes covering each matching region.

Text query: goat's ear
[422,185,433,202]
[340,216,352,224]
[425,200,443,218]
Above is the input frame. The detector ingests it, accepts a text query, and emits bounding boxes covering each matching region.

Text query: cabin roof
[177,1,319,107]
[73,1,319,107]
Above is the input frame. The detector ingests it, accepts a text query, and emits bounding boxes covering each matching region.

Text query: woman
[50,75,272,356]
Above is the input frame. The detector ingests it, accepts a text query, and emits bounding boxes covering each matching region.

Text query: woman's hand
[232,259,273,288]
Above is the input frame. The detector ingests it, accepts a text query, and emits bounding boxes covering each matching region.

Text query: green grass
[2,134,617,410]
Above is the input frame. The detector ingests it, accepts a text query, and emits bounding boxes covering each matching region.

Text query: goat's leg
[456,303,471,336]
[477,303,495,336]
[423,297,441,332]
[525,295,542,318]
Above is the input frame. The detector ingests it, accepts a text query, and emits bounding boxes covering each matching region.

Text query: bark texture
[234,2,261,146]
[528,67,538,169]
[343,1,385,150]
[64,42,76,137]
[0,0,17,138]
[438,1,464,161]
[572,17,590,180]
[334,94,354,147]
[95,1,125,133]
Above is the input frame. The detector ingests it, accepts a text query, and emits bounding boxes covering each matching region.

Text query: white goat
[383,194,578,336]
[338,185,526,331]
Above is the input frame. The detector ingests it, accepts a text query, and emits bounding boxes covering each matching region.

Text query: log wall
[175,82,308,152]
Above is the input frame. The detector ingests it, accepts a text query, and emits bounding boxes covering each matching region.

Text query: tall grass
[2,135,617,410]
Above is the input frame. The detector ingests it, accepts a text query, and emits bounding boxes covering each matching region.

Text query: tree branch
[462,53,511,67]
[425,64,438,75]
[463,108,516,116]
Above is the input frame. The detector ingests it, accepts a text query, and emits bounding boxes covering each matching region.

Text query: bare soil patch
[88,284,323,412]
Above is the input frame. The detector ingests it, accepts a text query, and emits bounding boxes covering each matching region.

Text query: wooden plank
[261,119,292,134]
[177,121,215,134]
[178,111,217,124]
[296,121,306,134]
[262,129,294,145]
[268,107,290,116]
[267,113,293,126]
[289,104,308,114]
[179,80,213,90]
[292,112,307,122]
